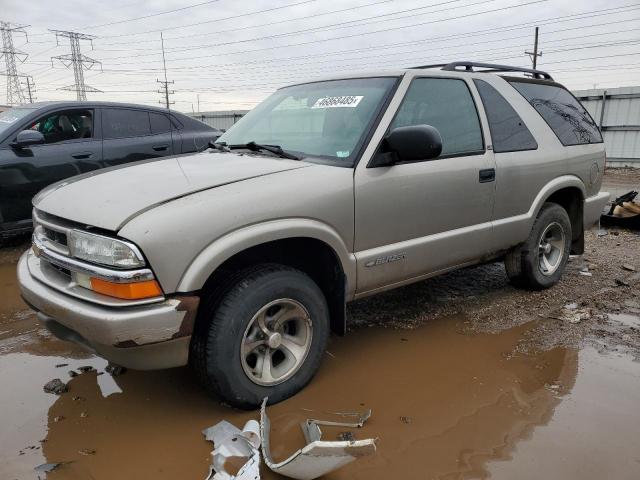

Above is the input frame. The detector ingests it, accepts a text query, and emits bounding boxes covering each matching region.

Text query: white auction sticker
[312,95,363,109]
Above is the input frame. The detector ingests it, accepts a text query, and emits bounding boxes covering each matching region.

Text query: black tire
[190,263,329,409]
[504,202,572,290]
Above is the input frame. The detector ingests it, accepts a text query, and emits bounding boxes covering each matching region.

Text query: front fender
[176,218,357,296]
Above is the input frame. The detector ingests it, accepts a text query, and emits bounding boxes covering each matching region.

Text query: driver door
[0,108,103,226]
[354,76,496,295]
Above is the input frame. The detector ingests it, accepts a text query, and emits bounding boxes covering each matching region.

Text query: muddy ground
[1,168,639,480]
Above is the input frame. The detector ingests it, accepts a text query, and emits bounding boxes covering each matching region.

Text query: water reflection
[39,319,578,480]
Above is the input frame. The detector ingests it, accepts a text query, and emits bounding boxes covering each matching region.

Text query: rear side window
[509,81,602,146]
[103,109,151,139]
[390,78,484,157]
[150,112,172,134]
[473,80,537,153]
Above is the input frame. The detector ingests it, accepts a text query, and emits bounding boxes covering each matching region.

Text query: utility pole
[525,26,542,69]
[0,21,29,105]
[157,32,174,109]
[197,93,200,113]
[21,74,35,102]
[50,30,101,101]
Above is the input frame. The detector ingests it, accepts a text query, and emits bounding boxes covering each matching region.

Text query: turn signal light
[90,278,163,300]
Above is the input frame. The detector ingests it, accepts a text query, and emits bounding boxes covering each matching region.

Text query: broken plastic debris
[202,419,260,480]
[260,398,376,480]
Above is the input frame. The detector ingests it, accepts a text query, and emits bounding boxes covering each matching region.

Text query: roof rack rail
[410,61,553,80]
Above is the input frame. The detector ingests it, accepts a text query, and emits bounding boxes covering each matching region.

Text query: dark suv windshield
[218,77,397,165]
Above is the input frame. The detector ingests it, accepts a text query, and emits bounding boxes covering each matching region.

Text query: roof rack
[410,61,553,80]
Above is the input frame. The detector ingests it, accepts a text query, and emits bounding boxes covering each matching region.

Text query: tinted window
[474,80,537,153]
[29,110,93,144]
[509,80,602,146]
[390,78,483,157]
[150,112,172,134]
[103,109,150,139]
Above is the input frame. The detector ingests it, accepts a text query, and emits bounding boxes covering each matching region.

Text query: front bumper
[18,250,199,370]
[584,191,610,227]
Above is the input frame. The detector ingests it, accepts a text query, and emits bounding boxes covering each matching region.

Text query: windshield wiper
[228,141,301,160]
[209,140,230,152]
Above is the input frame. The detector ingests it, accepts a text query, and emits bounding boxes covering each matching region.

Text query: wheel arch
[178,219,356,335]
[531,176,586,255]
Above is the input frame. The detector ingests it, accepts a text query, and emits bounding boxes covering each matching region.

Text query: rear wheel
[505,203,572,290]
[190,264,329,409]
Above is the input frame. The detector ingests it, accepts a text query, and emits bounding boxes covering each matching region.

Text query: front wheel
[190,264,329,409]
[505,202,572,290]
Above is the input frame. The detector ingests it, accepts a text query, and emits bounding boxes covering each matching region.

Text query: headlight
[68,230,145,269]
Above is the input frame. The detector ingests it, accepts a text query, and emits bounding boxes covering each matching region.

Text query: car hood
[34,152,310,231]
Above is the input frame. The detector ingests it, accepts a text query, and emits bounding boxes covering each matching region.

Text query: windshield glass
[0,107,36,138]
[218,77,397,165]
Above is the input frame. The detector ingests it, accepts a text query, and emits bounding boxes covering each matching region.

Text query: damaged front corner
[260,398,377,480]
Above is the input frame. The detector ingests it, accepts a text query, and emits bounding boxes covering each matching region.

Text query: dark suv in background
[0,101,221,238]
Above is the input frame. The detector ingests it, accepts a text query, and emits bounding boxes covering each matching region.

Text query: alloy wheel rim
[538,222,565,276]
[240,298,312,386]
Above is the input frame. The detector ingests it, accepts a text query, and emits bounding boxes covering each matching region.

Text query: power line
[98,0,322,40]
[92,3,640,68]
[88,11,640,73]
[100,0,503,59]
[86,0,221,29]
[0,21,29,105]
[50,30,102,100]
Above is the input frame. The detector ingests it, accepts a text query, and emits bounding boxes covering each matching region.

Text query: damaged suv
[19,62,609,408]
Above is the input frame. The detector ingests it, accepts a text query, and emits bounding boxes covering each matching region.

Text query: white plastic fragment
[202,419,261,480]
[260,398,377,480]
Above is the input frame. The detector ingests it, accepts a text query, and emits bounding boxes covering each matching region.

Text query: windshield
[218,77,397,165]
[0,107,37,139]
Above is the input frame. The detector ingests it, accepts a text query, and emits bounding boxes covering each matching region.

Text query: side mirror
[371,125,443,167]
[12,130,45,149]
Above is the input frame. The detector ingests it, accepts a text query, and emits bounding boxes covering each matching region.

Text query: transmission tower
[0,21,29,105]
[50,30,101,101]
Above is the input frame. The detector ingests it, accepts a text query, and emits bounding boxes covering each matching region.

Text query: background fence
[574,86,640,167]
[186,110,249,131]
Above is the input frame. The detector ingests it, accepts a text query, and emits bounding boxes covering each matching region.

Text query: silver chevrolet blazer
[18,62,609,408]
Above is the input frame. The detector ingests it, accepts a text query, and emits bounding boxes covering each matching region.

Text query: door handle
[479,168,495,183]
[71,152,93,159]
[152,144,169,151]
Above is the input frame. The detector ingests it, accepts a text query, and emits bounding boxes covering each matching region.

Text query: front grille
[43,227,68,247]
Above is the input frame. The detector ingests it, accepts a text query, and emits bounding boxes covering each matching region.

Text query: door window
[29,110,93,144]
[103,109,151,139]
[390,78,484,157]
[473,79,538,153]
[509,80,602,146]
[150,112,172,134]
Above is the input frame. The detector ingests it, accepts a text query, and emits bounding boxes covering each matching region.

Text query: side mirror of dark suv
[371,125,443,167]
[12,130,45,149]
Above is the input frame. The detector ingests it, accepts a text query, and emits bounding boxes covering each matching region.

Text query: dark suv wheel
[190,264,329,409]
[505,202,572,290]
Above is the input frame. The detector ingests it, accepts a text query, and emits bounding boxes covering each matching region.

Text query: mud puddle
[1,313,639,479]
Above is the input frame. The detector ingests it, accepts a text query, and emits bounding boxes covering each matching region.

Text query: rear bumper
[584,191,609,227]
[18,250,199,370]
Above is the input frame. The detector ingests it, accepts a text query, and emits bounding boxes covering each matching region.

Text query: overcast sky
[2,0,639,111]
